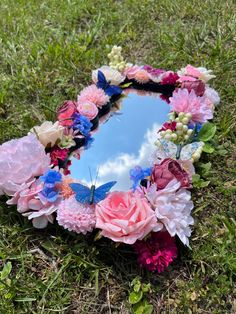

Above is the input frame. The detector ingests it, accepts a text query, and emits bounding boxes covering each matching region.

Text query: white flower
[30,121,64,147]
[92,65,125,86]
[204,86,220,106]
[145,179,194,246]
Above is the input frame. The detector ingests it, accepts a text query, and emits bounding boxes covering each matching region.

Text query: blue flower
[39,170,62,202]
[129,166,152,191]
[72,113,92,137]
[40,170,62,187]
[188,122,203,140]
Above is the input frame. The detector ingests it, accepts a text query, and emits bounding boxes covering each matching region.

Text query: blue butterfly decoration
[96,70,123,97]
[69,181,117,205]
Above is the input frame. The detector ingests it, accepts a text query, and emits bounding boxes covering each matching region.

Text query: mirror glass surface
[70,91,170,191]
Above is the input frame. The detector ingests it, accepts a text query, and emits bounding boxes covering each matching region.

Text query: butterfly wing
[105,85,123,97]
[180,141,204,160]
[69,183,91,204]
[96,70,108,90]
[93,181,117,204]
[154,139,178,160]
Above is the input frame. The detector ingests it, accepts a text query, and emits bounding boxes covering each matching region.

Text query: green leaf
[133,300,153,314]
[134,282,141,292]
[192,174,210,188]
[197,122,216,142]
[129,290,143,304]
[203,142,215,153]
[142,283,151,293]
[1,262,12,280]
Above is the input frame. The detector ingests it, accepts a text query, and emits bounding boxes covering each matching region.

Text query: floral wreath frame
[0,46,220,273]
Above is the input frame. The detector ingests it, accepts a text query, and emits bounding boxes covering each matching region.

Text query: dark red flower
[63,160,72,176]
[181,80,205,96]
[161,72,179,85]
[50,146,69,166]
[57,101,77,127]
[159,121,177,132]
[151,158,191,190]
[133,231,178,273]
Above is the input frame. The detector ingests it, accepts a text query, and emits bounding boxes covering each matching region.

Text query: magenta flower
[133,231,178,272]
[169,88,213,124]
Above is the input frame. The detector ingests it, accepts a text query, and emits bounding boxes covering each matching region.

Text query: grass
[0,0,235,312]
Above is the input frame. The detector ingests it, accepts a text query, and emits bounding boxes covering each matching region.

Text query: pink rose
[57,101,77,126]
[181,80,205,96]
[77,100,98,120]
[151,158,190,190]
[95,190,160,244]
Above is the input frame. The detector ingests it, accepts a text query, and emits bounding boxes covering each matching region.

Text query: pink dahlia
[78,84,109,108]
[169,88,213,124]
[133,231,177,272]
[57,196,96,234]
[0,134,51,196]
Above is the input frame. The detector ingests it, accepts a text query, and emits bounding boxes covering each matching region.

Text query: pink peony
[57,196,96,234]
[95,190,161,244]
[151,158,191,190]
[7,178,60,228]
[78,84,109,108]
[77,100,98,120]
[0,134,51,196]
[57,101,77,127]
[181,80,205,96]
[169,88,213,124]
[133,231,178,272]
[145,179,194,246]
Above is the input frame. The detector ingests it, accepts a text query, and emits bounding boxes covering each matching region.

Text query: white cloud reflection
[97,123,160,191]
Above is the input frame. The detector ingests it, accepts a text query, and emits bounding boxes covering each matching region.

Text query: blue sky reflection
[70,92,170,190]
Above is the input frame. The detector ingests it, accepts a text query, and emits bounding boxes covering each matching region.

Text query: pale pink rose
[7,178,59,229]
[78,84,109,108]
[95,190,161,244]
[145,179,194,246]
[0,134,51,196]
[169,88,213,123]
[123,65,141,80]
[57,196,96,234]
[134,69,150,84]
[77,100,98,120]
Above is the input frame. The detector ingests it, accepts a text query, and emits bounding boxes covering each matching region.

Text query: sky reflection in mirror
[70,91,170,191]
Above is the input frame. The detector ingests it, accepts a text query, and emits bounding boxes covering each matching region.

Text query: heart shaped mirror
[70,91,170,191]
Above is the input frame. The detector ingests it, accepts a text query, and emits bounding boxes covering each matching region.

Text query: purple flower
[39,170,62,203]
[129,166,152,191]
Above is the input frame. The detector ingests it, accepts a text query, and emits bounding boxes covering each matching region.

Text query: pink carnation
[133,231,178,272]
[95,190,161,244]
[0,134,51,196]
[169,88,213,124]
[57,196,96,234]
[7,179,59,229]
[161,71,179,85]
[77,100,98,120]
[78,84,109,108]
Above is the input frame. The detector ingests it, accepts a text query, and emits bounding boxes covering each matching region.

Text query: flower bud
[182,117,189,125]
